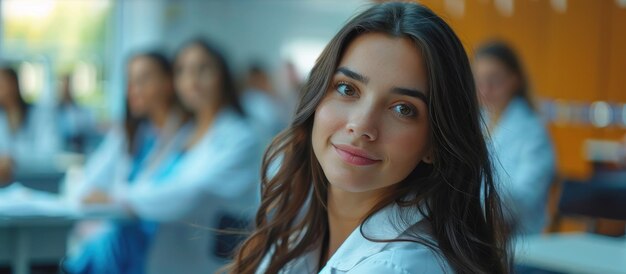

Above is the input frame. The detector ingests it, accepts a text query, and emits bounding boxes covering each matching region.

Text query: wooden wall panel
[416,0,625,178]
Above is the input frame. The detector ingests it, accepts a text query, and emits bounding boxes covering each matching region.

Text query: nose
[346,103,379,142]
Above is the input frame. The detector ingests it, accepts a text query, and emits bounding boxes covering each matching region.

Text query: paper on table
[0,182,78,217]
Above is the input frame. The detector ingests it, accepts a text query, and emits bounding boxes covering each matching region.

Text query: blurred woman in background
[240,63,287,144]
[125,39,263,274]
[72,51,188,203]
[56,74,98,154]
[67,39,263,274]
[0,65,62,183]
[474,41,556,235]
[64,51,189,274]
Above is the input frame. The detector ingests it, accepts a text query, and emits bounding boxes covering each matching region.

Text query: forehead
[474,56,510,73]
[178,44,214,64]
[338,32,428,93]
[129,57,158,74]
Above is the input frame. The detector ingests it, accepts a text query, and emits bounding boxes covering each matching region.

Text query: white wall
[0,2,3,57]
[162,0,371,73]
[108,0,371,120]
[108,0,168,121]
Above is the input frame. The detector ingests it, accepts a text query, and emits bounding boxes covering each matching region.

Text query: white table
[516,233,626,274]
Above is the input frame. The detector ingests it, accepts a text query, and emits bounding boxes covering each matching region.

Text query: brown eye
[335,82,356,97]
[392,104,417,117]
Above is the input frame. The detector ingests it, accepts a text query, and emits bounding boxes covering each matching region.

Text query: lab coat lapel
[320,204,424,273]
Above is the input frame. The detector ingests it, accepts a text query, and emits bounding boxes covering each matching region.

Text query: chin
[325,170,376,193]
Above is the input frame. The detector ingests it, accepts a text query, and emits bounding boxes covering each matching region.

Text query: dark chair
[549,170,626,234]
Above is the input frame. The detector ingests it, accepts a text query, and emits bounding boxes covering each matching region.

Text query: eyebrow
[392,87,429,105]
[335,66,429,104]
[336,67,369,84]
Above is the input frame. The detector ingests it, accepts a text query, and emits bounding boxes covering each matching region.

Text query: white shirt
[258,203,451,274]
[488,97,556,235]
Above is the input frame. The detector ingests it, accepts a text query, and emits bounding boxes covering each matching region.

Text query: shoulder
[349,246,451,274]
[212,108,261,147]
[502,99,550,139]
[508,99,544,126]
[216,108,255,136]
[190,109,262,161]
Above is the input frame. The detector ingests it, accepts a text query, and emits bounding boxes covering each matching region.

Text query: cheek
[200,74,221,100]
[144,84,162,104]
[312,98,345,154]
[178,78,200,101]
[383,122,430,175]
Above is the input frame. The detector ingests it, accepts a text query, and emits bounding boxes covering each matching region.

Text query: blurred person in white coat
[131,39,263,274]
[0,65,62,183]
[55,74,98,153]
[63,51,189,274]
[240,64,287,144]
[66,40,263,274]
[72,52,189,204]
[474,41,556,235]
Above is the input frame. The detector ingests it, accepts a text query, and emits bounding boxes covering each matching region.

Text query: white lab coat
[257,204,451,274]
[73,110,187,200]
[241,89,287,143]
[0,106,62,173]
[120,107,263,274]
[56,102,97,152]
[488,97,556,235]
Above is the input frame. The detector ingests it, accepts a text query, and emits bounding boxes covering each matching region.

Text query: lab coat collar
[195,107,244,145]
[322,203,425,272]
[492,97,533,136]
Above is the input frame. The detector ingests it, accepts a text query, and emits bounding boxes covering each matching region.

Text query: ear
[422,150,434,164]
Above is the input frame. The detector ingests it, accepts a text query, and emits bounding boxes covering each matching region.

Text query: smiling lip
[333,144,381,166]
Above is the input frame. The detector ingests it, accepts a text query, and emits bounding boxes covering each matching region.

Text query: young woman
[231,2,511,273]
[474,41,556,235]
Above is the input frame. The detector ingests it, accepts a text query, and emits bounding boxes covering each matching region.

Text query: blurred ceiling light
[2,0,56,19]
[19,62,45,100]
[74,62,97,97]
[617,0,626,8]
[444,0,465,18]
[550,0,568,13]
[494,0,514,17]
[590,101,612,128]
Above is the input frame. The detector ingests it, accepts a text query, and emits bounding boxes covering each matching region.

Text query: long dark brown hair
[231,2,511,273]
[124,51,183,154]
[0,66,30,130]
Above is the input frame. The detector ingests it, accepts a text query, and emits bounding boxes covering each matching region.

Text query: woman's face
[474,56,519,109]
[312,32,432,194]
[174,44,222,112]
[127,57,172,117]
